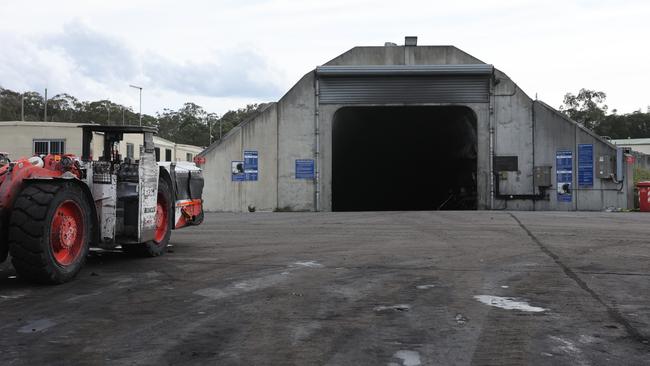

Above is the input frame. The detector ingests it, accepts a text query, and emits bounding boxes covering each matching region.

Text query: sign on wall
[556,150,573,202]
[578,144,594,188]
[244,150,258,181]
[231,161,245,182]
[295,159,315,179]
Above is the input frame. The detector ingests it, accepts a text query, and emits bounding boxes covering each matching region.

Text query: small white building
[611,138,650,169]
[0,121,204,163]
[611,138,650,155]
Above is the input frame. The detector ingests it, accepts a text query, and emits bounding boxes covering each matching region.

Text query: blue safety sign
[578,144,593,187]
[244,150,258,181]
[231,161,245,182]
[556,150,573,202]
[295,159,315,179]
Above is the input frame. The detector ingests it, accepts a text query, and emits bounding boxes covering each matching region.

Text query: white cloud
[0,0,649,114]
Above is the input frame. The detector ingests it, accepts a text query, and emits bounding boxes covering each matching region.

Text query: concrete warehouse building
[0,121,204,163]
[198,38,633,212]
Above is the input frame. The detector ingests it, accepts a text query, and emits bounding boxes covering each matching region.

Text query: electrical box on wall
[534,166,552,187]
[597,155,614,179]
[494,156,518,172]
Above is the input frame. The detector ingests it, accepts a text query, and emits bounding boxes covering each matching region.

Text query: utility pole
[122,107,125,125]
[21,94,24,121]
[219,120,222,140]
[129,85,143,126]
[44,88,48,122]
[106,102,111,124]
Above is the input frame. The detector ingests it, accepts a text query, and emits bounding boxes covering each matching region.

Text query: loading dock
[332,106,477,211]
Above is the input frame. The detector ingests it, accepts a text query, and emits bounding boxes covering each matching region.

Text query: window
[33,139,65,156]
[154,147,161,162]
[165,149,172,162]
[126,143,134,159]
[186,153,193,162]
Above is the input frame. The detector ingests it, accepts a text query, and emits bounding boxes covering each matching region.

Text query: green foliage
[595,111,650,139]
[560,89,650,139]
[634,166,650,185]
[0,86,264,146]
[560,89,608,130]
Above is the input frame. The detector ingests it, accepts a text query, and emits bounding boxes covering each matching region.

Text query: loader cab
[80,125,164,248]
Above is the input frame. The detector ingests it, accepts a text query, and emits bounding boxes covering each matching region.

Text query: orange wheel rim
[50,200,84,266]
[154,192,169,244]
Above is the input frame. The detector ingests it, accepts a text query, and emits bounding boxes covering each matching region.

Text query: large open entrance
[332,106,477,211]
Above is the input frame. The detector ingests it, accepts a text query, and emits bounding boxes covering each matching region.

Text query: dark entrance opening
[332,106,477,211]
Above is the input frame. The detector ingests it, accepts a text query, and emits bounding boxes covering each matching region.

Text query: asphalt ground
[0,211,649,365]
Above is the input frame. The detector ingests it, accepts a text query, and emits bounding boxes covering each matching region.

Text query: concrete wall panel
[201,105,278,212]
[493,75,535,210]
[533,102,626,211]
[276,73,316,211]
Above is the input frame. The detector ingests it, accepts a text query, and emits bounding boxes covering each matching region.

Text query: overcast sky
[0,0,648,116]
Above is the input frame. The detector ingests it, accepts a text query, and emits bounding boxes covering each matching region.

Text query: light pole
[129,84,142,126]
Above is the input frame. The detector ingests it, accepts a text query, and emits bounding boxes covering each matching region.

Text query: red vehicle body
[0,125,204,284]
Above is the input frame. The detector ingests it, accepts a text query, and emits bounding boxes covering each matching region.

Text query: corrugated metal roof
[316,64,494,76]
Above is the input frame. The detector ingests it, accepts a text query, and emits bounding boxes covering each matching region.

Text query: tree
[48,93,80,122]
[216,104,263,139]
[596,111,650,139]
[0,86,268,146]
[560,89,608,130]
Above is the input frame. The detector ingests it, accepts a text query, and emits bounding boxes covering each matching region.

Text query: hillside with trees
[1,86,649,147]
[559,89,650,139]
[0,87,264,147]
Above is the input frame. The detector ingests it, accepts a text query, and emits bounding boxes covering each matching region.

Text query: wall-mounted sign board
[556,150,573,202]
[296,159,315,179]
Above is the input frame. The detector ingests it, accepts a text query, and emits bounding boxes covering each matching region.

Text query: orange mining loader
[0,125,204,284]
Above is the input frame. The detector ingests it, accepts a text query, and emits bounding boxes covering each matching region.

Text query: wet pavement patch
[18,319,56,333]
[474,295,547,312]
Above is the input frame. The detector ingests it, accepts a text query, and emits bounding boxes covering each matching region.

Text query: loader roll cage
[81,125,158,162]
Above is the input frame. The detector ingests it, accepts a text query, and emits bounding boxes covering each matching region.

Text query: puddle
[65,291,103,303]
[549,336,589,365]
[415,284,435,290]
[374,304,410,312]
[474,295,547,312]
[292,261,323,268]
[18,319,56,333]
[194,272,287,300]
[0,293,25,301]
[392,350,421,366]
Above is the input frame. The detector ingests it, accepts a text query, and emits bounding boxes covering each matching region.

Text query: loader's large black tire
[0,216,8,264]
[122,177,172,257]
[8,182,92,284]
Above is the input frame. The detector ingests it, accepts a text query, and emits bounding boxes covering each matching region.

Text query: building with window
[0,121,204,163]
